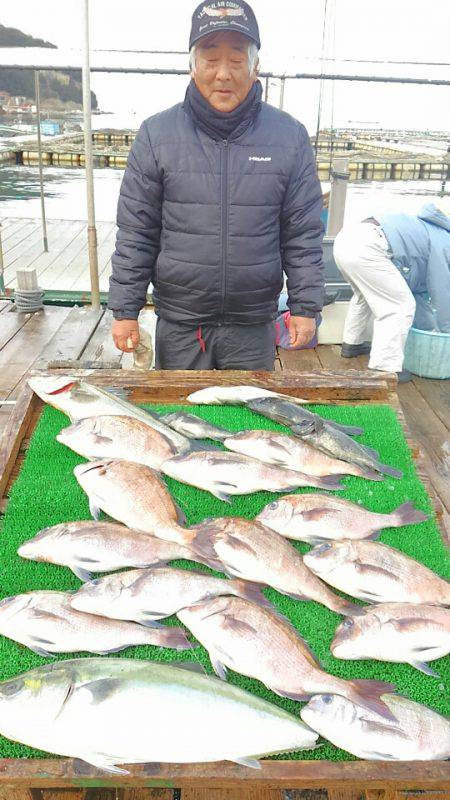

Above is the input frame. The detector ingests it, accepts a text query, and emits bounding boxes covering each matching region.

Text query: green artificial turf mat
[0,400,448,762]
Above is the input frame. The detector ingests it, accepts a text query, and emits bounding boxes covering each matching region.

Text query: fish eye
[322,694,334,705]
[268,502,278,510]
[0,679,24,697]
[342,618,354,629]
[0,596,14,608]
[88,579,101,587]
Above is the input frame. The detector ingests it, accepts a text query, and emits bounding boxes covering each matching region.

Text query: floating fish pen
[0,368,448,797]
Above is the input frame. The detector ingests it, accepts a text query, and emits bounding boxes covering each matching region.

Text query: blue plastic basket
[403,327,450,379]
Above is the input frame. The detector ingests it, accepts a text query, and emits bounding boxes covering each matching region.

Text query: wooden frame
[0,367,449,795]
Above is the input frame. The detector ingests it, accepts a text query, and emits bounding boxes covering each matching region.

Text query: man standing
[109,0,324,370]
[334,204,450,382]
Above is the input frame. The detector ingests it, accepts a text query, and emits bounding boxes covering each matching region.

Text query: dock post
[34,70,48,252]
[82,0,100,310]
[326,157,350,236]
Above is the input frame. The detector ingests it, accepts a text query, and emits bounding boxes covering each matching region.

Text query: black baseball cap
[189,1,261,50]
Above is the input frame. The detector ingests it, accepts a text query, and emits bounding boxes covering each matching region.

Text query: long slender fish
[17,521,212,582]
[0,591,192,655]
[57,415,178,470]
[70,566,269,624]
[161,451,345,502]
[187,385,309,406]
[0,658,318,772]
[74,460,187,544]
[187,386,363,435]
[182,517,362,616]
[331,603,450,676]
[161,411,232,442]
[256,495,428,545]
[28,376,201,455]
[303,540,450,606]
[178,596,395,719]
[224,430,382,480]
[301,694,450,760]
[247,397,402,479]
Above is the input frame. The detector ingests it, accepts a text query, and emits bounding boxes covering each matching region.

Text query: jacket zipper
[220,139,229,321]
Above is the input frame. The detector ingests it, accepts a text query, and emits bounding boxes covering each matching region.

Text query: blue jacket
[380,204,450,332]
[109,101,324,324]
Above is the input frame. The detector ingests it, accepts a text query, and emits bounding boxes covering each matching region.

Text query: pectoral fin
[232,757,261,769]
[89,497,101,521]
[211,654,228,680]
[72,566,94,582]
[408,660,440,677]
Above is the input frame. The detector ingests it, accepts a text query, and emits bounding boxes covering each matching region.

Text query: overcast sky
[1,1,449,131]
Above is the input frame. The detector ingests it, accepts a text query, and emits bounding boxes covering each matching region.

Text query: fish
[17,521,214,582]
[256,495,428,545]
[0,591,192,656]
[161,411,232,442]
[28,376,203,455]
[224,430,382,481]
[187,384,309,406]
[178,596,395,719]
[188,386,363,435]
[246,398,402,479]
[331,603,450,677]
[303,540,450,606]
[301,694,450,761]
[57,415,178,470]
[160,451,345,502]
[182,517,362,616]
[74,459,187,544]
[70,566,269,624]
[0,657,318,771]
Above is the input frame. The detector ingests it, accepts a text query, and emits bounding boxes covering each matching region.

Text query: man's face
[192,31,258,112]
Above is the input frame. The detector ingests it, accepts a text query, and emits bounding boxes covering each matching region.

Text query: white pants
[333,222,416,373]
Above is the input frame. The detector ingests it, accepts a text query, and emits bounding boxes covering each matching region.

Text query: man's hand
[288,315,316,348]
[112,319,140,352]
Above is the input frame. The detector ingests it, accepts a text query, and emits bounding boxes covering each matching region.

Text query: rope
[14,288,44,313]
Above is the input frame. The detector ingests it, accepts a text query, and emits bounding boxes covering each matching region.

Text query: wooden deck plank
[2,220,77,284]
[1,219,39,250]
[80,309,122,366]
[29,223,90,290]
[0,307,71,397]
[34,306,105,368]
[0,218,30,243]
[4,222,86,289]
[397,381,450,515]
[181,790,284,800]
[411,375,450,433]
[80,225,116,293]
[1,222,45,272]
[52,223,115,292]
[0,301,14,315]
[0,306,34,351]
[39,222,112,292]
[278,346,322,371]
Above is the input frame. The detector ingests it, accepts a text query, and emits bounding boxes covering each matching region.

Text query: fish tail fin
[316,474,346,491]
[230,579,273,609]
[348,679,397,720]
[374,463,403,479]
[327,421,364,436]
[389,501,429,527]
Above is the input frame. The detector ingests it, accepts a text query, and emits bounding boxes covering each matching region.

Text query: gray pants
[155,318,276,370]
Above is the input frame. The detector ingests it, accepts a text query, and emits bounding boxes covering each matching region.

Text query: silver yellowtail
[301,694,450,760]
[0,591,192,656]
[187,385,308,406]
[256,494,428,545]
[0,658,318,772]
[178,596,395,719]
[74,460,187,544]
[17,521,212,582]
[331,602,450,677]
[28,376,198,455]
[161,410,232,442]
[303,541,450,606]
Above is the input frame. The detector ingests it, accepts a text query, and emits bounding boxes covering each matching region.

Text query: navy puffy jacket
[109,100,324,324]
